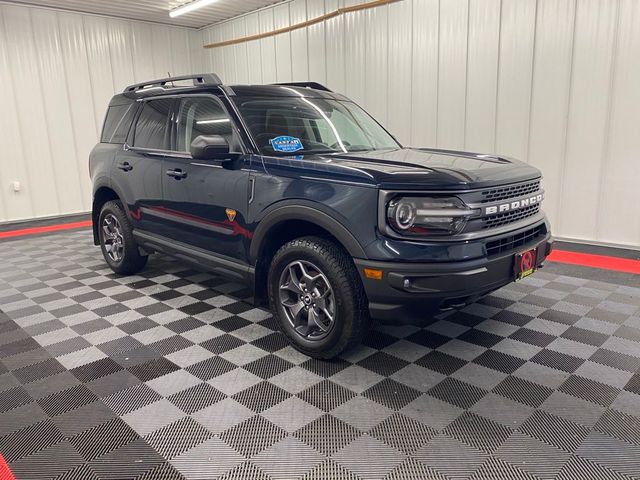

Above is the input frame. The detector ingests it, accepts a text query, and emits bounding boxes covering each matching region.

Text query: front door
[159,95,252,262]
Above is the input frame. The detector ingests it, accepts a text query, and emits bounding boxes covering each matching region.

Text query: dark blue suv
[90,74,552,358]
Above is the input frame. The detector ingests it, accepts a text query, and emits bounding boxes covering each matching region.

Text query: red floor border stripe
[0,454,15,480]
[547,249,640,275]
[0,220,92,239]
[1,219,639,275]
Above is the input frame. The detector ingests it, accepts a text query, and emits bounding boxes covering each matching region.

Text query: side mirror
[190,135,231,160]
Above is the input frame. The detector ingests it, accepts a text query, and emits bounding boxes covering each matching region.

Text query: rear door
[159,95,252,262]
[111,98,173,235]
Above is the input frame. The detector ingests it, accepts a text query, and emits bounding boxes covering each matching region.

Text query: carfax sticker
[270,136,304,153]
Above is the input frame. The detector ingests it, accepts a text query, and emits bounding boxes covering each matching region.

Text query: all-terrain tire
[268,236,369,359]
[98,200,148,275]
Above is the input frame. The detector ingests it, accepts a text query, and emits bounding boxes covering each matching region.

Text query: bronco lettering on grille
[484,193,544,216]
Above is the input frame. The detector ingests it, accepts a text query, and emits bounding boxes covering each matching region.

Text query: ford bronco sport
[90,73,552,359]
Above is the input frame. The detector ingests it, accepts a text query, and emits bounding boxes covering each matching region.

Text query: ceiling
[7,0,283,28]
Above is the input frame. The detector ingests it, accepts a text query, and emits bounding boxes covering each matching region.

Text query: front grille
[482,204,540,229]
[481,180,540,203]
[485,224,546,257]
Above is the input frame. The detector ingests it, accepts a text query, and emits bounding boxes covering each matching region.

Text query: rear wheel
[268,236,369,359]
[98,200,147,275]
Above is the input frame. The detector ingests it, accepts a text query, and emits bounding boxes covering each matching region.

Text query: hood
[261,147,541,190]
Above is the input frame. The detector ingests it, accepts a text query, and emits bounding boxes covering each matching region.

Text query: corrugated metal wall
[199,0,640,248]
[1,0,638,249]
[0,3,201,223]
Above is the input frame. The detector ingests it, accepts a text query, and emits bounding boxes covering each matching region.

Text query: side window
[176,97,235,152]
[101,103,136,144]
[133,99,173,150]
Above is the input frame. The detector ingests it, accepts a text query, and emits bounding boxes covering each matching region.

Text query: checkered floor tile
[1,230,639,479]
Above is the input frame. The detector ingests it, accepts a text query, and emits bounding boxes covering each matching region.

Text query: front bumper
[355,232,553,324]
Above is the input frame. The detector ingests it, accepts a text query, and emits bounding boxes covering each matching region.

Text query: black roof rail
[274,82,332,92]
[124,73,223,93]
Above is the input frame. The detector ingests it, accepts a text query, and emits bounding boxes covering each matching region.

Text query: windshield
[233,95,400,155]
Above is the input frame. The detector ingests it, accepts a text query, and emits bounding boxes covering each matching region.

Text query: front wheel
[98,200,148,275]
[268,236,369,359]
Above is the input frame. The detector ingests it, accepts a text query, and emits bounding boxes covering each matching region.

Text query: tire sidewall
[268,243,353,353]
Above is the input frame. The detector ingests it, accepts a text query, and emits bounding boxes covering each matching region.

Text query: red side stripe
[0,220,92,239]
[548,250,640,275]
[0,454,16,480]
[1,218,639,275]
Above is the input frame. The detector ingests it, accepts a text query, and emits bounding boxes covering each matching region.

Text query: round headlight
[389,199,416,230]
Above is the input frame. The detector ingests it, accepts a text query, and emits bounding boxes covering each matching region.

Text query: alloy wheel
[278,260,336,340]
[102,213,125,263]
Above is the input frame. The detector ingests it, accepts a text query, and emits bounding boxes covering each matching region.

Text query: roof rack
[124,73,223,93]
[274,82,332,92]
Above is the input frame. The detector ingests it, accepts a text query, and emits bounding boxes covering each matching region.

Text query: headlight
[386,197,477,236]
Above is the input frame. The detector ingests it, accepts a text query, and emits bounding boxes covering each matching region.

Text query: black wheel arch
[249,204,367,306]
[249,204,367,262]
[92,183,126,245]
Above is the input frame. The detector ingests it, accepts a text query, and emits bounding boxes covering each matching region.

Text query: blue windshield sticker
[270,136,304,153]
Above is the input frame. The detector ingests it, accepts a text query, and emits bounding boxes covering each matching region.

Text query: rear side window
[133,99,173,150]
[101,104,136,144]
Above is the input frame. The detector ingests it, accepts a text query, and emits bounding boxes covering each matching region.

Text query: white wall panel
[199,0,640,247]
[232,18,249,84]
[58,12,99,212]
[345,0,366,106]
[596,0,640,245]
[0,10,32,220]
[31,8,85,214]
[259,8,277,83]
[245,12,263,84]
[306,0,326,83]
[0,3,198,223]
[527,0,575,233]
[168,27,193,76]
[324,0,345,93]
[221,21,237,82]
[560,0,618,241]
[495,0,537,160]
[2,4,59,218]
[436,0,468,149]
[107,19,136,90]
[410,0,439,147]
[131,23,156,83]
[290,0,309,81]
[387,0,412,145]
[363,1,387,121]
[274,3,293,82]
[465,0,500,152]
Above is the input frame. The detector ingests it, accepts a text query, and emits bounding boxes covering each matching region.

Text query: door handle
[166,168,187,179]
[117,162,133,172]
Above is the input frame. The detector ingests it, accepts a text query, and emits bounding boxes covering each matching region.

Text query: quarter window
[101,103,136,144]
[133,99,173,150]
